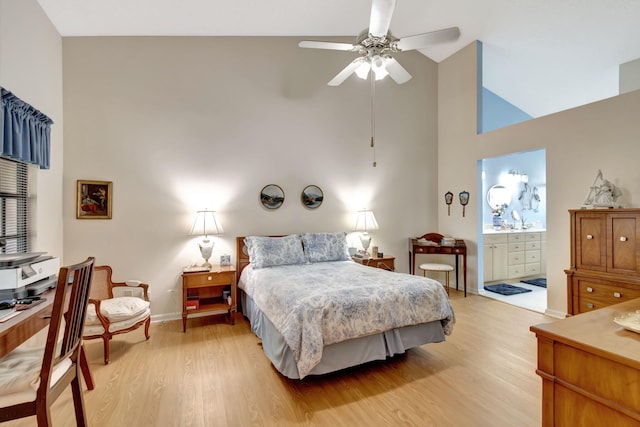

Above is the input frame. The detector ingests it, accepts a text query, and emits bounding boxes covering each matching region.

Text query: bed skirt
[242,292,446,379]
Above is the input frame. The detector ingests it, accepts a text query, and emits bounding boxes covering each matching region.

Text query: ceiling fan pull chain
[370,73,377,167]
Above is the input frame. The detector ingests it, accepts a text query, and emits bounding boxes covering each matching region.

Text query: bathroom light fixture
[189,209,223,269]
[509,169,528,182]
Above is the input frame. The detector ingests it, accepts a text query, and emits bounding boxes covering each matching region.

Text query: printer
[0,252,59,299]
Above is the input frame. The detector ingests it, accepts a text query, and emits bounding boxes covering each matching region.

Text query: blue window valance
[0,87,53,169]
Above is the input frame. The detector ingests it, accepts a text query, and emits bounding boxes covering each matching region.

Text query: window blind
[0,157,31,253]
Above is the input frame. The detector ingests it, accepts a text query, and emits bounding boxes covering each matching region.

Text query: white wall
[439,42,640,317]
[62,37,440,319]
[0,0,63,257]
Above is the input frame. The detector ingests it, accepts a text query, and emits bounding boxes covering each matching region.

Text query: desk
[0,289,94,390]
[409,237,467,297]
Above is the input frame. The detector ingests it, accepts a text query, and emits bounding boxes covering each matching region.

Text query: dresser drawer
[509,265,525,277]
[508,233,525,243]
[183,271,235,288]
[484,234,508,245]
[525,232,541,242]
[578,281,640,305]
[526,241,541,251]
[525,250,541,263]
[508,251,525,265]
[525,263,541,276]
[578,296,613,312]
[508,242,525,252]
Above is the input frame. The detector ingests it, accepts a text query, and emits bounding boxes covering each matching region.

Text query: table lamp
[353,209,379,258]
[189,209,223,268]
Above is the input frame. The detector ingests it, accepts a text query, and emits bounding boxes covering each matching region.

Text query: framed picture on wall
[76,180,113,219]
[301,185,323,209]
[260,184,284,209]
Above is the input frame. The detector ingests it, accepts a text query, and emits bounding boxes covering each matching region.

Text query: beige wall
[62,37,440,319]
[620,58,640,94]
[438,42,640,317]
[7,1,640,319]
[0,0,63,257]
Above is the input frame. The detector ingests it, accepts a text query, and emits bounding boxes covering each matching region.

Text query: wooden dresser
[566,208,640,315]
[530,298,640,426]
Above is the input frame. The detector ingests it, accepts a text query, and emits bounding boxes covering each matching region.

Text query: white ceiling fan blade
[384,56,412,84]
[395,27,461,51]
[328,58,365,86]
[298,41,359,52]
[369,0,396,38]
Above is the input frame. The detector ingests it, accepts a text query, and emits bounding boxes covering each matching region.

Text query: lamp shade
[189,210,223,237]
[353,209,379,232]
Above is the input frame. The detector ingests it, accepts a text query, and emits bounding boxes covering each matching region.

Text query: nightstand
[352,256,395,271]
[181,266,236,332]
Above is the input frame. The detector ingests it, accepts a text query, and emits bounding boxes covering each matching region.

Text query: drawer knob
[586,234,593,240]
[586,287,593,292]
[207,276,212,281]
[620,236,628,242]
[614,292,621,298]
[587,303,594,309]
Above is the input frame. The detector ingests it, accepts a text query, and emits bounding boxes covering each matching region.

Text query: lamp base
[359,233,372,259]
[198,238,214,270]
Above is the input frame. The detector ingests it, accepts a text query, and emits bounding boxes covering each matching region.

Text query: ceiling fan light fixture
[371,55,389,80]
[355,60,371,79]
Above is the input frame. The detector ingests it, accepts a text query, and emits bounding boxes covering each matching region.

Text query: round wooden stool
[419,263,454,295]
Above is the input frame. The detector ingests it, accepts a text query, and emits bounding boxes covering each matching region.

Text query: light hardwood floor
[5,291,552,427]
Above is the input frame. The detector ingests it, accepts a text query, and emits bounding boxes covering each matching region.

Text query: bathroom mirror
[486,185,511,208]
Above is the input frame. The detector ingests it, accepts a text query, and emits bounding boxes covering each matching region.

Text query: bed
[236,233,455,379]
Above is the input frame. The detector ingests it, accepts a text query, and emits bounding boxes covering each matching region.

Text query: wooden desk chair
[0,257,95,426]
[83,265,150,364]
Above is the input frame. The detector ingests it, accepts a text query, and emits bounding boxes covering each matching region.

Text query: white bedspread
[239,261,455,378]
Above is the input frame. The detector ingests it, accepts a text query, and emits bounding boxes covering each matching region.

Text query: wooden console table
[409,234,467,296]
[530,298,640,426]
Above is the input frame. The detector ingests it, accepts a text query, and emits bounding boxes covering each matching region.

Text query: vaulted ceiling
[37,0,640,118]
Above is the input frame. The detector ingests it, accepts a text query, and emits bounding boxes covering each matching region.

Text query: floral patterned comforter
[239,260,455,378]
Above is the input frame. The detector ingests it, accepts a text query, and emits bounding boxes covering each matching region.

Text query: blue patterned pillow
[301,232,350,263]
[244,234,305,269]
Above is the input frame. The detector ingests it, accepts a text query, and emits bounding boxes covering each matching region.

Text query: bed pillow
[244,234,305,269]
[301,232,351,263]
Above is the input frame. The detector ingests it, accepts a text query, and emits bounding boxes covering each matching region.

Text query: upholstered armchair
[83,265,151,364]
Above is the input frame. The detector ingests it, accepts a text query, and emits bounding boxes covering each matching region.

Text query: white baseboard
[544,308,566,319]
[150,312,181,323]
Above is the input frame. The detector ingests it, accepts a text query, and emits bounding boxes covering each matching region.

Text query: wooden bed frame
[235,236,251,283]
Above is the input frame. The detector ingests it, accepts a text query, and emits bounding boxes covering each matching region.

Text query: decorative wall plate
[301,185,323,209]
[260,184,284,209]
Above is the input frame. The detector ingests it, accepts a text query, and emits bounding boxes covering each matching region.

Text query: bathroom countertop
[483,228,546,234]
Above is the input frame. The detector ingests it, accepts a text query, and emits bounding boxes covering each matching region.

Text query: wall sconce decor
[459,191,470,217]
[189,209,223,268]
[445,191,453,216]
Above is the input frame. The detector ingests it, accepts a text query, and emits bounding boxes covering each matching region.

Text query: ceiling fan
[298,0,461,86]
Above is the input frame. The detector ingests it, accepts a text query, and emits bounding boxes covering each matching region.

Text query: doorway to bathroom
[478,148,547,313]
